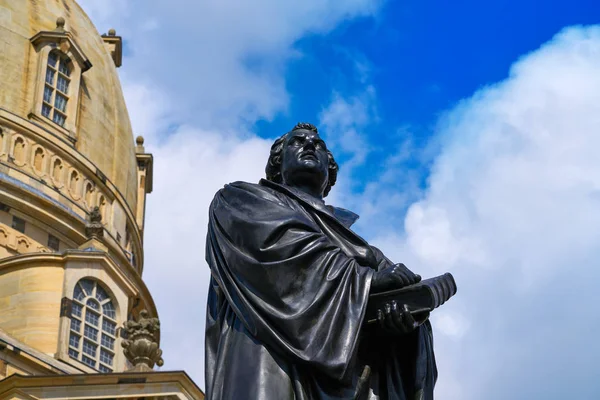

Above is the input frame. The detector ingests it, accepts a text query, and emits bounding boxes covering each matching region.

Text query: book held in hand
[365,273,457,324]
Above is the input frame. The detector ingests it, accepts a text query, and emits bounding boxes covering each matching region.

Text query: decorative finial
[108,28,116,36]
[85,206,104,238]
[136,136,144,146]
[122,310,164,371]
[55,17,66,31]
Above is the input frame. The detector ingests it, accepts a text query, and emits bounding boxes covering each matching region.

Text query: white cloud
[319,85,378,167]
[368,25,600,399]
[75,0,130,25]
[77,0,384,129]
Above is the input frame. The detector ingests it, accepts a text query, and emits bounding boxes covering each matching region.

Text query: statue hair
[265,122,338,197]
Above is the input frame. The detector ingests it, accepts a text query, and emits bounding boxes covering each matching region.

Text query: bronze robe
[205,179,437,399]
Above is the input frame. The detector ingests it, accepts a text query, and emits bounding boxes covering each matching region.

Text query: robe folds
[205,179,437,400]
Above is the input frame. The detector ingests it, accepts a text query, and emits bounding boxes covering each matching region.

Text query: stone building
[0,1,204,398]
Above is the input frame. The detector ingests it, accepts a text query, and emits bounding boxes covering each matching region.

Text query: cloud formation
[371,26,600,399]
[78,0,383,128]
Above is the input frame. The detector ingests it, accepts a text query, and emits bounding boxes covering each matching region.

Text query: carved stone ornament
[121,309,164,371]
[85,206,103,238]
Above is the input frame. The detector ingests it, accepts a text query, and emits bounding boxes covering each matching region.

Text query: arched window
[68,278,117,372]
[42,50,71,127]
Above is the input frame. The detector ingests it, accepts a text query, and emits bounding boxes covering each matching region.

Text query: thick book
[365,273,457,324]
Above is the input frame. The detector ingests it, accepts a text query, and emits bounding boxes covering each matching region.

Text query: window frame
[67,279,118,373]
[11,216,26,234]
[41,50,73,129]
[47,233,60,251]
[29,30,91,144]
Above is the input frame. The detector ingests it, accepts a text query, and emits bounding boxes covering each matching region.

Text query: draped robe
[205,179,437,399]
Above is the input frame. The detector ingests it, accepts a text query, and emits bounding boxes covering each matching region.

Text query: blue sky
[276,0,600,128]
[79,0,600,398]
[258,0,600,210]
[262,1,583,118]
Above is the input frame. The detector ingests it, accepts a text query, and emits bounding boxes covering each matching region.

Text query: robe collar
[259,179,360,229]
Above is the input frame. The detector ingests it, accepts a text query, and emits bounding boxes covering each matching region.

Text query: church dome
[0,0,158,374]
[0,0,137,209]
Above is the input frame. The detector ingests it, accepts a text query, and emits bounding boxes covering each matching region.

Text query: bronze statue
[205,123,454,399]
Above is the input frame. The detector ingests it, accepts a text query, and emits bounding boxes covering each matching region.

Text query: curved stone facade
[0,0,158,377]
[0,0,137,208]
[0,0,148,271]
[0,251,158,373]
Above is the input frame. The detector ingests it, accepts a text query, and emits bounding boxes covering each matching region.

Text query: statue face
[281,129,329,196]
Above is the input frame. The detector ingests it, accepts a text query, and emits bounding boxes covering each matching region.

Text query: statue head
[89,206,102,223]
[266,123,338,198]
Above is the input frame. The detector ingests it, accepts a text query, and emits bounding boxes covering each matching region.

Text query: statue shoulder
[221,180,280,197]
[212,180,288,209]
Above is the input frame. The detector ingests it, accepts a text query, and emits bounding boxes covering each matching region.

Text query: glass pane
[85,310,100,327]
[59,59,70,76]
[82,340,97,357]
[74,284,85,301]
[69,333,80,348]
[43,86,53,103]
[54,93,67,112]
[68,348,79,359]
[72,302,82,318]
[47,52,58,67]
[100,349,113,366]
[80,279,94,296]
[47,234,59,251]
[82,355,96,368]
[98,364,112,373]
[96,286,108,302]
[102,302,116,319]
[57,75,69,94]
[84,324,98,341]
[86,298,99,311]
[70,318,81,332]
[101,334,115,350]
[41,104,51,118]
[52,111,66,126]
[102,319,116,336]
[45,68,55,84]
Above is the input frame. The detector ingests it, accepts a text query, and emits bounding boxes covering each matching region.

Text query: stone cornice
[0,251,158,326]
[0,222,50,255]
[0,108,145,272]
[136,153,154,194]
[0,370,204,399]
[30,30,92,72]
[0,328,82,375]
[101,32,123,68]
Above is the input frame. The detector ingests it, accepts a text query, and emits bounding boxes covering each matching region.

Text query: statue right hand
[370,263,421,293]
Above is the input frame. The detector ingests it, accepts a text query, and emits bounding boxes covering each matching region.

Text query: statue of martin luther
[205,123,438,400]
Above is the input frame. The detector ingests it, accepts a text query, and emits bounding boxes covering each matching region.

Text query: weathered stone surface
[0,0,138,209]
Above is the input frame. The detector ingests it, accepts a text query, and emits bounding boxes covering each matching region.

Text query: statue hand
[371,263,421,293]
[376,301,429,335]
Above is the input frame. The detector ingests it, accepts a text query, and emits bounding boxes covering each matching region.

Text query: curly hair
[265,122,338,197]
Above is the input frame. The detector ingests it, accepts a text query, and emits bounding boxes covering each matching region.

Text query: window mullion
[70,280,117,371]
